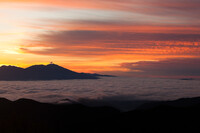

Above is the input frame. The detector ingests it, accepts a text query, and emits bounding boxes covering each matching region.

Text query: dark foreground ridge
[0,97,200,133]
[0,63,113,81]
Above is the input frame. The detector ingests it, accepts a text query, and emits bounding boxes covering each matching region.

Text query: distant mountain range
[0,63,114,81]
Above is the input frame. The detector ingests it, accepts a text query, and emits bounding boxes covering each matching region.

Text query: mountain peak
[0,63,100,81]
[46,63,62,68]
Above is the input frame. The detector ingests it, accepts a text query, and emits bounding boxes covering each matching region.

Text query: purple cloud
[121,58,200,78]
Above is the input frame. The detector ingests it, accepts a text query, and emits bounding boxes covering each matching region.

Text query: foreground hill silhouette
[0,63,112,81]
[0,97,200,133]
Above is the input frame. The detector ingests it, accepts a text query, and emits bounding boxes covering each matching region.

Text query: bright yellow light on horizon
[3,50,20,55]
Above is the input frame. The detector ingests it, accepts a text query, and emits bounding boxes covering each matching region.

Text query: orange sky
[0,0,200,77]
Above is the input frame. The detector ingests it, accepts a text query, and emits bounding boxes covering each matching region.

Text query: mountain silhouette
[0,97,200,133]
[0,63,109,81]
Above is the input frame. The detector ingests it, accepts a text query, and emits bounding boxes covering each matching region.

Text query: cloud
[20,47,125,57]
[30,30,200,44]
[31,18,200,34]
[19,30,200,59]
[2,0,200,19]
[121,58,200,78]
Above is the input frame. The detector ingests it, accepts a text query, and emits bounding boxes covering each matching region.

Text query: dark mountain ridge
[0,96,200,133]
[0,63,109,81]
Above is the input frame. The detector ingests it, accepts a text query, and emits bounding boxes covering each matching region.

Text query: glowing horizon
[0,0,200,78]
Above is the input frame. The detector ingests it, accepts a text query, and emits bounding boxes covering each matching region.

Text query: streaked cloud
[20,30,200,56]
[1,0,200,19]
[121,58,200,78]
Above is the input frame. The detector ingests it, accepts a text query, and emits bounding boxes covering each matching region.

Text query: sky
[0,0,200,78]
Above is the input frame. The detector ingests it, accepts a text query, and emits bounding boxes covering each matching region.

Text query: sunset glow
[0,0,200,77]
